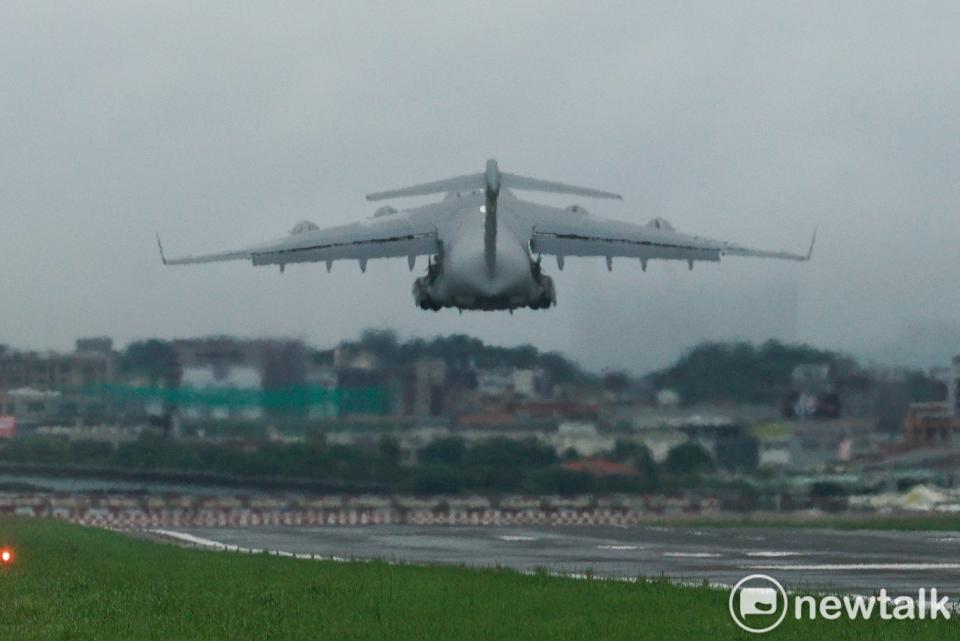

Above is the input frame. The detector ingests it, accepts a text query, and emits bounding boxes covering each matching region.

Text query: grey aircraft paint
[160,160,813,311]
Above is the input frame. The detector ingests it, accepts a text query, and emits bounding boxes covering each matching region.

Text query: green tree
[419,437,467,466]
[651,339,838,405]
[377,435,402,467]
[663,442,714,476]
[603,371,632,395]
[356,329,401,365]
[607,440,659,489]
[523,468,593,495]
[714,434,759,471]
[408,465,462,494]
[466,437,557,468]
[810,481,847,498]
[608,440,648,462]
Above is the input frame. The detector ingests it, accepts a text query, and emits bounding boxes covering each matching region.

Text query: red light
[0,548,13,565]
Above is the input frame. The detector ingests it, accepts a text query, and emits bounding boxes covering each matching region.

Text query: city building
[904,402,960,448]
[411,359,447,417]
[0,339,117,425]
[0,339,116,392]
[951,355,960,416]
[903,354,960,448]
[474,367,548,399]
[547,422,614,457]
[180,364,264,420]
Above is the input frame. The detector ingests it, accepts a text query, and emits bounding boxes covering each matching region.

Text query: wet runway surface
[181,524,960,595]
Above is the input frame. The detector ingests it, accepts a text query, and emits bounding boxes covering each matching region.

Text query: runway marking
[746,551,800,558]
[663,552,721,558]
[496,535,536,542]
[597,545,638,550]
[152,529,251,552]
[750,563,960,571]
[148,529,354,561]
[144,529,737,589]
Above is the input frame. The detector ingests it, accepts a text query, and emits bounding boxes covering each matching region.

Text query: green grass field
[0,517,956,640]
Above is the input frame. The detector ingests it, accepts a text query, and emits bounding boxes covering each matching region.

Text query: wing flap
[530,232,720,262]
[251,231,437,266]
[160,216,440,268]
[524,205,813,265]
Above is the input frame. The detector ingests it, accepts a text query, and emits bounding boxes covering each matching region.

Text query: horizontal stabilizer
[366,173,485,201]
[501,172,622,200]
[366,160,623,201]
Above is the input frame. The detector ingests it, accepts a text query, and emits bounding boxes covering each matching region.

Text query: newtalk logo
[729,574,951,634]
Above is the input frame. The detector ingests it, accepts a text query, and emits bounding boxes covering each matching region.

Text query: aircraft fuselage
[412,191,555,311]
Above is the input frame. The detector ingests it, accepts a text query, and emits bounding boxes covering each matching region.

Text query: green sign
[86,385,390,414]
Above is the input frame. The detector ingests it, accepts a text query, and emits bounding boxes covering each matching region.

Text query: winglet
[806,228,817,261]
[156,233,167,265]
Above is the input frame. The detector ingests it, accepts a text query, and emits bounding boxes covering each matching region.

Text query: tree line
[0,433,718,496]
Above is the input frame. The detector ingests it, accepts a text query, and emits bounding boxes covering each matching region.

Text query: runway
[176,524,960,595]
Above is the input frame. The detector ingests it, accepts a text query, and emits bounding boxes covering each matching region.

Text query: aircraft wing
[158,215,440,270]
[523,206,814,266]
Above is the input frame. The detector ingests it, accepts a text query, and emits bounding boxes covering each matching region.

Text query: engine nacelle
[646,217,674,231]
[372,206,398,218]
[289,220,319,234]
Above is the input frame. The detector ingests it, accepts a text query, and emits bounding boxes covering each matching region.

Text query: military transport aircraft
[158,159,814,311]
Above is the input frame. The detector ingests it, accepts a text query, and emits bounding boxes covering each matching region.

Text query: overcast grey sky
[2,2,959,372]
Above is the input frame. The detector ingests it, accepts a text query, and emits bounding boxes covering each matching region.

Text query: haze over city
[3,2,960,371]
[9,5,960,640]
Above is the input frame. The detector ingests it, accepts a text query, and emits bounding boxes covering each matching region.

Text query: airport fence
[0,492,721,529]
